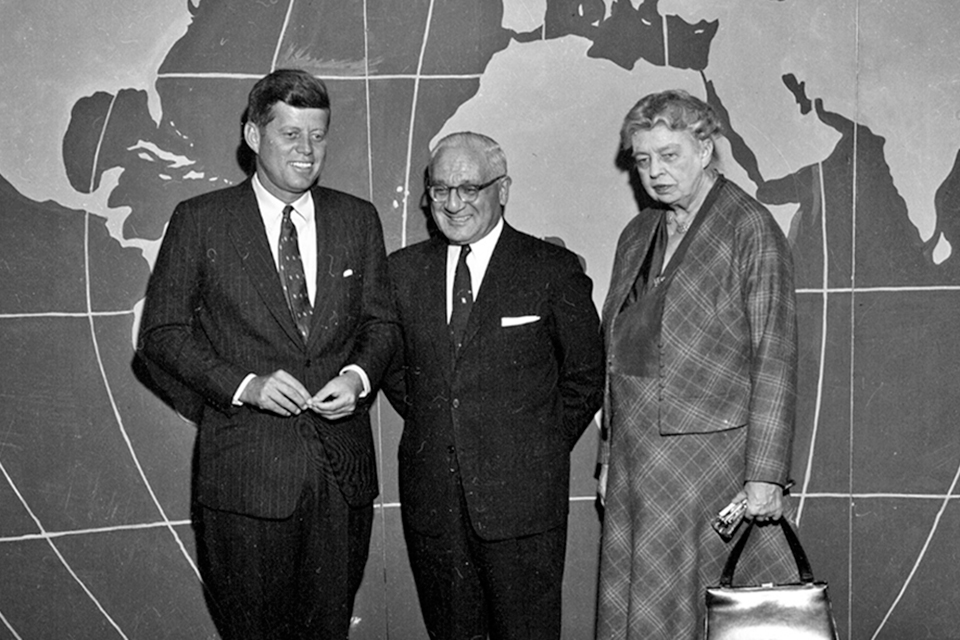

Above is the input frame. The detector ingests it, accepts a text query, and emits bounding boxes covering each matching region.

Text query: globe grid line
[5,282,960,324]
[272,0,297,73]
[0,493,954,545]
[2,494,954,544]
[1,95,954,640]
[0,454,128,639]
[155,72,484,81]
[361,2,396,636]
[83,95,200,579]
[400,0,438,250]
[2,83,210,639]
[662,5,670,68]
[0,520,193,544]
[362,0,375,210]
[796,161,831,529]
[1,5,956,637]
[870,461,960,640]
[820,104,960,637]
[0,609,22,640]
[0,311,134,319]
[848,97,859,638]
[795,285,960,293]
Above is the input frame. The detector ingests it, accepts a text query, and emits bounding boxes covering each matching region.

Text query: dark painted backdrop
[1,1,958,638]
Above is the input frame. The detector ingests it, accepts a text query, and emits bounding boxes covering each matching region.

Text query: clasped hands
[240,369,363,420]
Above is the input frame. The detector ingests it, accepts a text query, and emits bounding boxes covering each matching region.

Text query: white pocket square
[342,268,354,278]
[501,315,540,327]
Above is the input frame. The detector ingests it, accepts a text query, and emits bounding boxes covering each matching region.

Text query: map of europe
[2,1,958,638]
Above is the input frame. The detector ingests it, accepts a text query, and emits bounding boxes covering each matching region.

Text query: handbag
[704,518,840,639]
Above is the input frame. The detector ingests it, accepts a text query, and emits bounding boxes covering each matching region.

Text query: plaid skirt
[596,373,797,640]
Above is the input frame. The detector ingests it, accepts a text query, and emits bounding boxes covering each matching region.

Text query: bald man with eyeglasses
[382,131,605,640]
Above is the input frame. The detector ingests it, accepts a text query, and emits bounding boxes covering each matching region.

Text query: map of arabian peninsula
[2,0,960,638]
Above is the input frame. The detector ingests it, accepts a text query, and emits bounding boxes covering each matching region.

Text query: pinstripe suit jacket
[601,177,797,485]
[138,179,399,517]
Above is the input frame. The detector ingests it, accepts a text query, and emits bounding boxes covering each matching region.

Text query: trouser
[404,480,567,640]
[195,432,373,640]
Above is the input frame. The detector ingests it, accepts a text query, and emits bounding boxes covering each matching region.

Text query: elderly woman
[595,90,800,639]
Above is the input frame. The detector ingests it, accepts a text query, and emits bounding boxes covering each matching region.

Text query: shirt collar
[454,217,504,260]
[251,173,312,221]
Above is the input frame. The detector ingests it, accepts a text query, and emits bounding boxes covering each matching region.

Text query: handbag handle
[719,518,815,587]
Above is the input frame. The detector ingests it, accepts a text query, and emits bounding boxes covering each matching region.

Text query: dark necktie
[449,244,473,351]
[279,205,313,341]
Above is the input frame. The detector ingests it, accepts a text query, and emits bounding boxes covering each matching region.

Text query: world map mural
[1,0,958,638]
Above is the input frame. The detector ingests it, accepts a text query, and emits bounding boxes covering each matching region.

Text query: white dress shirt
[233,175,369,404]
[252,174,317,305]
[445,218,504,322]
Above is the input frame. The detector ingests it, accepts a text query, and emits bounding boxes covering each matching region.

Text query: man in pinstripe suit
[138,69,398,640]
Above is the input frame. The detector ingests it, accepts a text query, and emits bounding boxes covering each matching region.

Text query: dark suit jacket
[138,179,398,518]
[384,224,604,541]
[601,177,797,484]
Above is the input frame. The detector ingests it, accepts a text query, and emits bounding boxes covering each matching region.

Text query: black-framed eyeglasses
[427,175,506,203]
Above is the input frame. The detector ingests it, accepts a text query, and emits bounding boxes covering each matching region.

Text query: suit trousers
[195,420,373,640]
[404,471,567,640]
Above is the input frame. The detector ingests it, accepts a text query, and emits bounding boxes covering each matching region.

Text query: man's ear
[499,176,512,207]
[243,121,261,155]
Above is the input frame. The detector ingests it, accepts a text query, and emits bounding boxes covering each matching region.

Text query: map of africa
[2,1,959,638]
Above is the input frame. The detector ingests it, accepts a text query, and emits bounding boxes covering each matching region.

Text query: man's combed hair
[620,89,723,149]
[430,131,508,178]
[246,68,331,128]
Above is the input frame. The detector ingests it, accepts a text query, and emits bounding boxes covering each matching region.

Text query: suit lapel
[423,238,452,367]
[305,187,332,352]
[603,212,660,327]
[227,182,304,347]
[456,224,518,358]
[668,180,728,289]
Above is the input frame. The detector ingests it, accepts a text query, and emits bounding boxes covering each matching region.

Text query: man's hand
[732,481,785,523]
[307,371,363,420]
[239,370,311,416]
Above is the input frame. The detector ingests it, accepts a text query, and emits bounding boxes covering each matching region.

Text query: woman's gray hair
[620,89,723,155]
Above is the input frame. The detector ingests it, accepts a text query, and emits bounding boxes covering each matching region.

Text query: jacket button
[452,398,460,409]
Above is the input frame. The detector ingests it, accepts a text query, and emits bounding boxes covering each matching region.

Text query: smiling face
[631,123,713,213]
[244,101,329,203]
[429,145,510,245]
